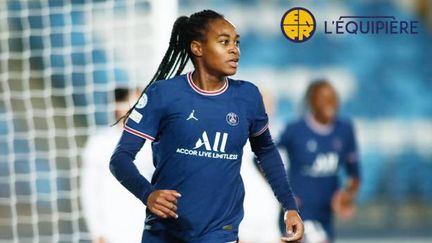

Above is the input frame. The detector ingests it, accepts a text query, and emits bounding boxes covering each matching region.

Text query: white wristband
[284,211,289,221]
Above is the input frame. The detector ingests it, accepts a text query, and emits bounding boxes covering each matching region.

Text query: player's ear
[190,40,203,57]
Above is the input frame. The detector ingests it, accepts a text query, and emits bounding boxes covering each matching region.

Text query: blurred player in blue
[277,80,361,243]
[109,10,304,243]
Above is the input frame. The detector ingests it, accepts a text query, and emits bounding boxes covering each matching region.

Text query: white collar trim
[305,113,334,135]
[187,72,228,96]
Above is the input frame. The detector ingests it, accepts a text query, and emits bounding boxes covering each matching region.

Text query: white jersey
[80,126,154,243]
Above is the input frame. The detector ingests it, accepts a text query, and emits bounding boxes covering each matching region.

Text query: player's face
[200,18,240,76]
[310,84,339,124]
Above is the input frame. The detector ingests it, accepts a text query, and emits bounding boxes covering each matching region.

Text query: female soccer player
[109,10,303,243]
[277,80,361,243]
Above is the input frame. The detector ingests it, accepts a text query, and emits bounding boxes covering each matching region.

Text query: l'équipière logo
[281,7,419,43]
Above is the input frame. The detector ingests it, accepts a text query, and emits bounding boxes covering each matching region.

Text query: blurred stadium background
[0,0,431,242]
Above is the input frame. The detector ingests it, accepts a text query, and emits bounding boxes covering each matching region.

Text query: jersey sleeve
[249,86,269,137]
[124,83,165,141]
[343,121,360,178]
[249,129,298,211]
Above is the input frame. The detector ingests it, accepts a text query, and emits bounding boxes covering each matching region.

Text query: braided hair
[116,10,224,125]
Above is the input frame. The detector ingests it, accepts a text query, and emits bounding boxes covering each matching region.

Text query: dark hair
[114,88,130,102]
[114,9,224,125]
[303,79,333,111]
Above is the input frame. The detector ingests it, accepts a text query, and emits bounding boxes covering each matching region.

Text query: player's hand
[331,190,356,220]
[147,190,181,219]
[281,210,304,242]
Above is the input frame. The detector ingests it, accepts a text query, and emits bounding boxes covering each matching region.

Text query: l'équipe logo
[281,7,419,43]
[324,16,419,35]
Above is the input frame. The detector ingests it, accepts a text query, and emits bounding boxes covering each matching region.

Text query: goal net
[0,0,177,241]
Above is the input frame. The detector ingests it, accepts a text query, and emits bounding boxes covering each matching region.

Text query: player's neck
[191,70,226,91]
[305,113,334,135]
[314,115,332,125]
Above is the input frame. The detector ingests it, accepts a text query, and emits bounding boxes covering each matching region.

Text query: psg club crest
[226,112,239,126]
[332,138,342,151]
[135,94,148,109]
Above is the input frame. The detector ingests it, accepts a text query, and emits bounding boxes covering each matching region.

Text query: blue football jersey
[278,115,359,222]
[124,72,269,241]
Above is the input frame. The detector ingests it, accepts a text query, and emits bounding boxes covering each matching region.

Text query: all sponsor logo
[304,152,339,177]
[176,131,238,160]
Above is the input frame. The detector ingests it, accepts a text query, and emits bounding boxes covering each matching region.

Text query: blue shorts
[142,230,238,243]
[142,230,184,243]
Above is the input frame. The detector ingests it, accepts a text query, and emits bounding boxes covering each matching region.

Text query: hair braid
[116,10,224,125]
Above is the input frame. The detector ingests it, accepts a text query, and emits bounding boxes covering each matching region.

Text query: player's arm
[109,130,180,219]
[344,122,361,197]
[111,84,180,219]
[332,122,361,220]
[248,84,303,241]
[344,177,360,198]
[249,129,304,242]
[109,131,154,204]
[342,122,361,201]
[332,175,360,221]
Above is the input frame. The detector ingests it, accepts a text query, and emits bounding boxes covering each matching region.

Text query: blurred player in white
[80,88,154,243]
